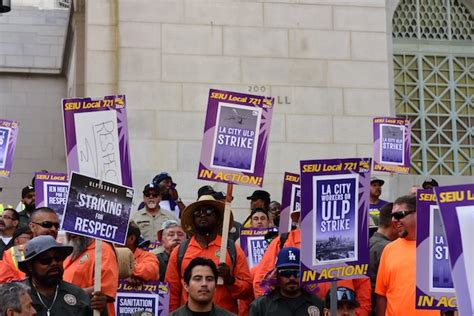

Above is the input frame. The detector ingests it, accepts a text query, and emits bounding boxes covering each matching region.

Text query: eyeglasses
[144,193,159,198]
[392,210,416,220]
[278,269,300,278]
[193,208,216,217]
[2,215,15,220]
[32,221,60,229]
[35,254,65,265]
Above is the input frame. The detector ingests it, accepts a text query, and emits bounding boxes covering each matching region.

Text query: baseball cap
[246,190,271,203]
[370,177,385,185]
[276,247,300,269]
[325,286,360,309]
[21,185,35,198]
[153,172,172,185]
[198,185,216,198]
[422,178,439,189]
[143,183,159,194]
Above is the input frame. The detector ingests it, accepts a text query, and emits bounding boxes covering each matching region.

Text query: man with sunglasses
[131,183,178,242]
[18,235,93,315]
[375,195,438,316]
[249,247,324,315]
[165,195,252,314]
[28,208,61,240]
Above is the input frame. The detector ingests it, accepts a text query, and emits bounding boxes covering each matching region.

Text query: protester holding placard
[19,235,93,315]
[375,195,439,316]
[165,195,252,314]
[132,183,178,243]
[63,234,119,316]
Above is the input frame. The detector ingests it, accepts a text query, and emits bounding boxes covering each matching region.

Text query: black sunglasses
[32,221,60,229]
[35,254,65,265]
[278,269,300,278]
[392,210,416,220]
[193,208,216,217]
[144,193,159,198]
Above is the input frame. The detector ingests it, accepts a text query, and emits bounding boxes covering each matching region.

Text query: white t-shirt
[1,236,12,245]
[159,200,180,218]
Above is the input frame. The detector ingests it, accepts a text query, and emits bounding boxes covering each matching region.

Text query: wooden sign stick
[218,183,233,285]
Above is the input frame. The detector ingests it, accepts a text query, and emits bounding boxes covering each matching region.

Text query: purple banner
[416,189,456,310]
[240,227,278,269]
[279,172,300,234]
[35,172,68,223]
[197,89,274,187]
[434,184,474,316]
[61,172,134,245]
[373,117,410,174]
[0,119,19,178]
[299,158,371,287]
[116,281,169,316]
[62,95,132,187]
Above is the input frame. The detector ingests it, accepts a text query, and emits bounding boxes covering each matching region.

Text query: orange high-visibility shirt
[0,246,26,283]
[165,235,252,314]
[133,248,159,281]
[63,240,119,316]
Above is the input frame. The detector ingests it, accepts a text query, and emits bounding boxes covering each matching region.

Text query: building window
[392,0,473,175]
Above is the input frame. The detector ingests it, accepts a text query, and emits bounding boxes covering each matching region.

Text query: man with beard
[165,195,252,314]
[63,234,119,316]
[28,208,60,240]
[269,201,281,227]
[155,219,186,281]
[18,186,36,228]
[171,257,235,316]
[249,247,324,315]
[0,208,20,253]
[154,172,186,218]
[131,183,178,242]
[18,235,92,315]
[375,195,438,316]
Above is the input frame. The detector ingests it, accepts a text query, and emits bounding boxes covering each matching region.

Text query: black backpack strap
[177,238,191,278]
[226,239,237,271]
[279,232,289,250]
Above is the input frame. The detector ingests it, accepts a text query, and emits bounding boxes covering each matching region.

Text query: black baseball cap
[422,178,439,189]
[21,185,35,198]
[246,190,271,203]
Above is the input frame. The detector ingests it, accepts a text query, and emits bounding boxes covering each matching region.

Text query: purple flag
[300,158,371,287]
[0,119,19,178]
[62,95,132,187]
[116,281,169,316]
[197,89,274,187]
[416,189,456,310]
[279,172,300,234]
[434,184,474,316]
[373,117,410,173]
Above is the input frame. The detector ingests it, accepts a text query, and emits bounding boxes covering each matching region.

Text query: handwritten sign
[416,189,456,311]
[0,119,19,178]
[62,95,132,186]
[62,172,134,245]
[373,117,411,173]
[299,158,371,286]
[197,89,274,187]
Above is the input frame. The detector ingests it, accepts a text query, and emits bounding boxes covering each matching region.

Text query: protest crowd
[0,168,460,316]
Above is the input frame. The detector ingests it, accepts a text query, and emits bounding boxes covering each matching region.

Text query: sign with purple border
[434,184,474,316]
[34,172,68,223]
[373,117,410,174]
[416,189,456,311]
[279,172,300,234]
[240,227,278,269]
[115,281,169,316]
[61,172,134,245]
[0,119,19,178]
[299,158,371,287]
[197,89,274,187]
[62,95,132,187]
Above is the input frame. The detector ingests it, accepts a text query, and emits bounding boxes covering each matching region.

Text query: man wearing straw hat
[19,235,93,315]
[165,195,252,314]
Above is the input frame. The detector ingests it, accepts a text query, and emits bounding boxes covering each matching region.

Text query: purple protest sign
[34,172,68,223]
[116,281,169,316]
[434,184,474,316]
[0,119,19,178]
[240,227,278,269]
[416,189,456,311]
[279,172,300,234]
[299,158,371,287]
[62,95,132,187]
[197,89,274,187]
[61,172,134,245]
[373,117,410,174]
